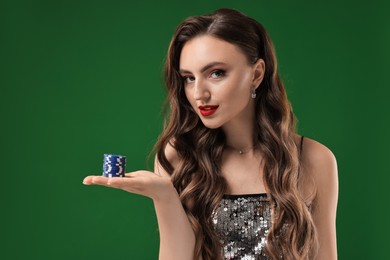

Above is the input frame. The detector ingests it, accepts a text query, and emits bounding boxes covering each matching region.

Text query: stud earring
[251,88,257,99]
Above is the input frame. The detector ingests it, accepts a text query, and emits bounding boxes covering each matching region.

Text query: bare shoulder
[296,136,339,258]
[300,137,337,171]
[297,135,338,206]
[154,139,181,177]
[164,139,181,169]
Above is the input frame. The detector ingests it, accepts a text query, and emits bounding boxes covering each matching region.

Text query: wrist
[153,178,179,204]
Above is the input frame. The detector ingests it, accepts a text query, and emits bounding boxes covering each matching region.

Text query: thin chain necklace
[226,144,258,155]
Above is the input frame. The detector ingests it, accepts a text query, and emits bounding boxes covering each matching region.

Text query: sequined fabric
[212,193,272,260]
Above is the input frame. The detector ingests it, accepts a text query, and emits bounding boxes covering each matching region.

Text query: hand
[83,171,176,202]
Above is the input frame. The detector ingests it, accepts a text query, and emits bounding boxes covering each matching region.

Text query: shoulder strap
[298,135,304,177]
[300,135,304,156]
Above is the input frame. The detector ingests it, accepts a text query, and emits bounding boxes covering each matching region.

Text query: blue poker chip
[103,156,126,161]
[102,154,126,177]
[103,165,125,172]
[103,173,124,177]
[103,160,126,165]
[103,154,126,159]
[103,161,126,165]
[103,164,125,169]
[103,158,126,164]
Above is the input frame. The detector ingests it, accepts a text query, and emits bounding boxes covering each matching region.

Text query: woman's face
[179,35,264,129]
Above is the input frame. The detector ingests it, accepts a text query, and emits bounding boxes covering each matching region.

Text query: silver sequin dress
[212,193,272,260]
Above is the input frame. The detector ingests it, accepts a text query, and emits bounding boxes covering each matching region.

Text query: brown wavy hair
[155,8,318,260]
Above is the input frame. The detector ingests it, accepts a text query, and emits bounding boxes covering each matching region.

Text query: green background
[1,0,389,259]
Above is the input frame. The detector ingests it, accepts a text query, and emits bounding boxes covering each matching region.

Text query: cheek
[184,88,191,102]
[220,80,252,111]
[224,74,251,98]
[237,72,253,90]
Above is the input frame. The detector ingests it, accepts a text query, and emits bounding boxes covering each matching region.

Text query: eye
[210,69,226,79]
[182,75,195,84]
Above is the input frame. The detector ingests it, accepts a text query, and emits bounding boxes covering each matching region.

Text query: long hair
[155,8,318,259]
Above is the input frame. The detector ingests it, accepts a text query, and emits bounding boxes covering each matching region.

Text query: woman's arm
[302,138,339,260]
[153,153,196,260]
[83,145,196,260]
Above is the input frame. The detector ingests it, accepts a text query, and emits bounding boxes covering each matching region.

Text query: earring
[251,88,257,99]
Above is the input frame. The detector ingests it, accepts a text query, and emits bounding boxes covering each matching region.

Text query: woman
[83,8,338,260]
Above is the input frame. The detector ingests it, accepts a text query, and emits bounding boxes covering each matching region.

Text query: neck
[222,102,256,151]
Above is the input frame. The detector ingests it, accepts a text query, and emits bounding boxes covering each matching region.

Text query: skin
[180,35,268,197]
[180,35,265,133]
[83,35,338,260]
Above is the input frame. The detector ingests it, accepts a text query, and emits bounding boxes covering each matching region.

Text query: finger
[83,175,98,185]
[84,174,131,185]
[125,170,159,178]
[83,176,112,187]
[106,176,137,190]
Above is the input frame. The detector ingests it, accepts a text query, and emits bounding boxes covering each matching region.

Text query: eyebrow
[179,62,227,74]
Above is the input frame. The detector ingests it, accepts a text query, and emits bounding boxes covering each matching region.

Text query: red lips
[199,105,219,117]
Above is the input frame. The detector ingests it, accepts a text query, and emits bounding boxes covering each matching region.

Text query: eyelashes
[181,69,226,84]
[210,69,226,78]
[182,75,195,84]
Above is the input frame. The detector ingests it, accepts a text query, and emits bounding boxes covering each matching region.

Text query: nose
[193,79,210,101]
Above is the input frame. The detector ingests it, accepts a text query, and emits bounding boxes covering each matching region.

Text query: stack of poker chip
[103,154,126,177]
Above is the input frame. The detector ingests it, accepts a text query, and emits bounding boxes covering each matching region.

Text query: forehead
[179,35,248,71]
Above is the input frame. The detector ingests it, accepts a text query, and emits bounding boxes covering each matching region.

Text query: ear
[252,58,265,90]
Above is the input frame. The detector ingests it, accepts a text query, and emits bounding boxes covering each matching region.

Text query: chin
[200,119,223,129]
